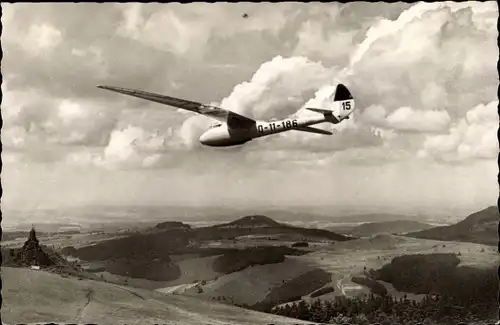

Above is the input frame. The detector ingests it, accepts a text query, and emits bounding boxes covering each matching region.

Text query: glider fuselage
[198,114,337,147]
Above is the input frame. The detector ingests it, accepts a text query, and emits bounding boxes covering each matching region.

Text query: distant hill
[406,206,498,246]
[330,213,418,223]
[329,220,434,237]
[2,267,315,324]
[65,215,351,280]
[215,215,287,228]
[205,215,351,242]
[154,221,192,231]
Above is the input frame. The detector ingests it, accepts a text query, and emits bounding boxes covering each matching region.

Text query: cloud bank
[2,2,497,213]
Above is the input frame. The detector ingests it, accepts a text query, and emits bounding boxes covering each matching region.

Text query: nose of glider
[199,131,211,145]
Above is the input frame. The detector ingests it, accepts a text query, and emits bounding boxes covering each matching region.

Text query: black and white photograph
[1,2,499,324]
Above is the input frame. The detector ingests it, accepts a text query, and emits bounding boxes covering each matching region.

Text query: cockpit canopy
[209,122,222,129]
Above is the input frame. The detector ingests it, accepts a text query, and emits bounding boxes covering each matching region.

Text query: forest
[270,293,498,325]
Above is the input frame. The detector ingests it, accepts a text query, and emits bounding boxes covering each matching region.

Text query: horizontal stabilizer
[294,126,333,135]
[305,107,341,124]
[305,107,332,114]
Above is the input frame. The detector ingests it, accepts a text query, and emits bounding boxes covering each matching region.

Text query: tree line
[269,293,497,325]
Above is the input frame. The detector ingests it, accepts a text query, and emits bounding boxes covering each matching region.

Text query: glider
[97,83,355,147]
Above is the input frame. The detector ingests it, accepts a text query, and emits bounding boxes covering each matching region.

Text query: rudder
[333,83,353,102]
[306,84,355,123]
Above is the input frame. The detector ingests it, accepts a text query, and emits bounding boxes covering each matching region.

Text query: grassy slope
[345,220,434,237]
[407,206,498,246]
[163,257,316,306]
[2,267,316,325]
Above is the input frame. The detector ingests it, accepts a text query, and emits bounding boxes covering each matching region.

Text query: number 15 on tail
[341,101,351,111]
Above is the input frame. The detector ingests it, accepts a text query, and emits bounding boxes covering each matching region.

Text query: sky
[1,2,498,218]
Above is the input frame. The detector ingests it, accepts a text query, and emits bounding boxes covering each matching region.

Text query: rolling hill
[204,215,352,242]
[406,206,498,246]
[2,267,317,325]
[153,221,192,231]
[64,215,352,281]
[328,213,418,223]
[158,256,325,308]
[215,215,286,228]
[328,220,434,237]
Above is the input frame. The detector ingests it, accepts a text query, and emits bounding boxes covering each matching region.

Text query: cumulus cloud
[293,20,357,64]
[106,1,497,166]
[115,3,292,59]
[2,2,497,171]
[177,56,337,146]
[2,2,498,214]
[221,56,335,119]
[74,125,175,169]
[2,85,118,149]
[361,105,451,133]
[344,1,498,120]
[23,23,63,55]
[419,100,498,162]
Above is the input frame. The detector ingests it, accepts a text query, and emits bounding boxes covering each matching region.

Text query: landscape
[2,1,499,325]
[2,205,499,324]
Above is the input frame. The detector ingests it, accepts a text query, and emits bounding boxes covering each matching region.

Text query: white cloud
[90,125,171,169]
[361,105,451,133]
[293,20,356,63]
[23,23,63,55]
[57,100,87,123]
[348,1,489,69]
[116,3,144,39]
[345,1,498,119]
[1,126,28,150]
[115,3,291,58]
[419,100,498,162]
[221,55,335,119]
[70,46,109,79]
[2,81,118,149]
[177,55,344,148]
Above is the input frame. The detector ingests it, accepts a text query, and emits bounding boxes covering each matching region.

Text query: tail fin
[306,84,355,124]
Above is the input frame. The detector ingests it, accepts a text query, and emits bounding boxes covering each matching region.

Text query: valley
[3,206,498,324]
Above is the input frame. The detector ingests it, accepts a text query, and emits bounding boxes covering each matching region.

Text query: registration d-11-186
[257,119,298,133]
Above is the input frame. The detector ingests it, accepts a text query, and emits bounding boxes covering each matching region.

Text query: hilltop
[3,227,82,275]
[406,206,498,246]
[205,215,352,242]
[153,221,192,231]
[2,267,316,325]
[215,215,286,228]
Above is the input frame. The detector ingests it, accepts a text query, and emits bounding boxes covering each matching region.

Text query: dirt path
[110,283,146,300]
[76,288,94,321]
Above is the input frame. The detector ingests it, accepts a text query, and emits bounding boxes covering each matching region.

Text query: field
[160,256,317,306]
[2,267,316,325]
